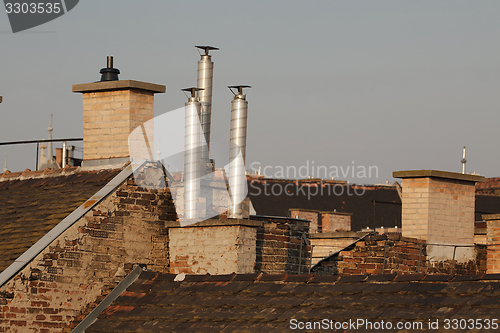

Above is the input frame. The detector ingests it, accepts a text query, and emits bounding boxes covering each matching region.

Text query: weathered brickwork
[0,166,177,333]
[309,232,365,265]
[255,217,311,274]
[289,209,351,233]
[168,220,261,275]
[289,209,319,232]
[313,234,486,276]
[320,211,351,232]
[483,214,500,273]
[81,89,154,161]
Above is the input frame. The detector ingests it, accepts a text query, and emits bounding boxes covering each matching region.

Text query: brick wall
[289,209,319,232]
[394,171,483,262]
[309,232,368,265]
[312,233,486,276]
[400,177,475,245]
[288,209,351,233]
[255,217,311,274]
[321,211,351,232]
[483,214,500,273]
[82,89,154,161]
[0,165,176,332]
[168,220,261,275]
[74,80,165,162]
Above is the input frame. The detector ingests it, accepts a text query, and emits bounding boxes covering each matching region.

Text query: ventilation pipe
[100,56,120,82]
[228,85,251,219]
[195,46,219,166]
[182,87,204,221]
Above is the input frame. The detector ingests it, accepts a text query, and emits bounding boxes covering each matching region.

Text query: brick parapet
[313,233,485,276]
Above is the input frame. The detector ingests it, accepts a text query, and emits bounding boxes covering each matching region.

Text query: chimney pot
[99,56,120,82]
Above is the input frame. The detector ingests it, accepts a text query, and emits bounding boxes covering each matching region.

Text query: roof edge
[71,265,144,333]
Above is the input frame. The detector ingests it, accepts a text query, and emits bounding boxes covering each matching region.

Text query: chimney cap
[195,46,219,56]
[99,56,120,82]
[393,169,485,183]
[182,87,204,98]
[228,85,251,96]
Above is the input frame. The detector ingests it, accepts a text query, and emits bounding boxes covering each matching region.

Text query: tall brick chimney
[393,170,484,262]
[73,57,165,166]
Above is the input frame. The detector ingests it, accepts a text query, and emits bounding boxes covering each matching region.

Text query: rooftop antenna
[47,114,55,165]
[3,153,7,172]
[461,146,467,174]
[39,114,58,170]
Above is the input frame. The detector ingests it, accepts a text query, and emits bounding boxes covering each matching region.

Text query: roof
[248,179,402,231]
[85,271,500,332]
[248,179,500,230]
[0,165,124,273]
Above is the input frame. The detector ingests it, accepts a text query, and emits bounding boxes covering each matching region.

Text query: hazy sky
[1,1,499,183]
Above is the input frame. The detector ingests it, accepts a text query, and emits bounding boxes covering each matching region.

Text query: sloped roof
[85,271,500,332]
[0,166,123,273]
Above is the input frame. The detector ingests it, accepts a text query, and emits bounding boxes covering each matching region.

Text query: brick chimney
[393,170,484,262]
[73,60,165,166]
[482,214,500,273]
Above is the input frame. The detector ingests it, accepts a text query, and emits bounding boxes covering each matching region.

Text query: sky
[1,1,500,184]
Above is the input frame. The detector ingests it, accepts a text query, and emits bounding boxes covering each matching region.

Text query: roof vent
[99,56,120,82]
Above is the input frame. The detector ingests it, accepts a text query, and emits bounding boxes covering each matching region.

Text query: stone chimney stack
[393,170,484,262]
[73,57,165,166]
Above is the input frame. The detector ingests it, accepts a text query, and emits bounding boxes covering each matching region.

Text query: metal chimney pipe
[62,141,67,168]
[228,85,251,219]
[182,87,204,221]
[196,46,219,163]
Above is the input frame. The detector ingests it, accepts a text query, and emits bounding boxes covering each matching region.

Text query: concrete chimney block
[73,80,165,165]
[394,170,484,262]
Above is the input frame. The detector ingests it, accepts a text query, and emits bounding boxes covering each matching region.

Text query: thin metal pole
[451,246,457,274]
[418,244,423,273]
[298,234,303,274]
[0,138,83,146]
[309,244,313,273]
[382,239,387,273]
[35,142,39,171]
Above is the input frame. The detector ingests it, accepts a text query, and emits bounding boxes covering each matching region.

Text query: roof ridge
[0,162,130,182]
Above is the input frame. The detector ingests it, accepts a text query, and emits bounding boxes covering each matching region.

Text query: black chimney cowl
[99,56,120,81]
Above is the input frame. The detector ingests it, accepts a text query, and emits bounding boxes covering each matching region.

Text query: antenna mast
[461,146,467,174]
